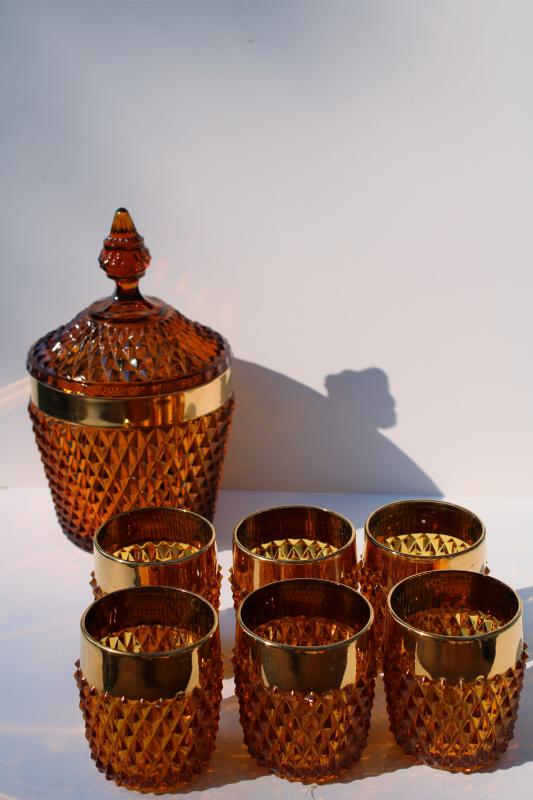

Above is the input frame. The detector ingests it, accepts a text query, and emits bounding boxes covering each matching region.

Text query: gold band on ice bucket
[30,367,232,427]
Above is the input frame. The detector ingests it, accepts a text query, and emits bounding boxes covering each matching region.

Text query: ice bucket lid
[26,209,232,401]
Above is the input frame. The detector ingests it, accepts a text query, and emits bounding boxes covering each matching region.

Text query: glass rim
[233,504,356,565]
[81,585,219,659]
[237,578,373,653]
[94,506,216,568]
[365,498,486,561]
[387,569,522,644]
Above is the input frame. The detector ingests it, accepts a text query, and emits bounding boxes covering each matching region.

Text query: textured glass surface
[75,658,222,793]
[234,615,375,782]
[231,507,358,609]
[253,615,357,645]
[27,209,230,397]
[112,539,200,562]
[359,530,486,663]
[251,538,338,559]
[384,573,526,773]
[100,623,201,653]
[27,209,234,550]
[29,397,233,550]
[384,646,527,772]
[28,304,228,396]
[383,532,469,555]
[406,608,503,636]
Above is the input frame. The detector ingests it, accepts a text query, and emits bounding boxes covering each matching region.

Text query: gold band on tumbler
[359,499,487,658]
[30,367,232,427]
[231,505,357,608]
[383,570,527,771]
[233,579,376,781]
[80,586,219,699]
[91,506,221,609]
[75,586,223,792]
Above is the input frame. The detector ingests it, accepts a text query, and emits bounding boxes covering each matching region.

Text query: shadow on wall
[223,359,441,495]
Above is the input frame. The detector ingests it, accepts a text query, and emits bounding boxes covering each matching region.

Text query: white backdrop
[1,0,532,495]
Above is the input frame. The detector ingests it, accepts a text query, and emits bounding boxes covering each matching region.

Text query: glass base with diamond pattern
[234,579,376,781]
[359,500,487,662]
[30,397,233,551]
[231,506,358,609]
[77,586,222,792]
[383,570,526,771]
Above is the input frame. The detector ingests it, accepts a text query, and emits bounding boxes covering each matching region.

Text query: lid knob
[98,208,151,283]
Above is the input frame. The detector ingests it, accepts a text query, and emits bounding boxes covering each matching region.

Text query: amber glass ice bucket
[27,209,234,550]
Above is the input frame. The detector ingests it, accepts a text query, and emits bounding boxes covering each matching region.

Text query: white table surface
[0,488,532,800]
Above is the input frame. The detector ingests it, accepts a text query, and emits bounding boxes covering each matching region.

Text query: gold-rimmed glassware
[90,506,221,609]
[27,209,234,552]
[383,569,527,771]
[233,578,376,782]
[359,499,487,658]
[230,505,357,608]
[75,585,223,792]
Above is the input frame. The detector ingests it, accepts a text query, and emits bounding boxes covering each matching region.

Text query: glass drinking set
[26,211,527,791]
[70,501,526,791]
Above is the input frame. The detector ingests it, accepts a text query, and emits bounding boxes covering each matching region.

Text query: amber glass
[359,500,487,659]
[383,570,526,771]
[91,506,221,609]
[27,209,233,550]
[231,506,357,608]
[233,579,376,782]
[76,586,222,792]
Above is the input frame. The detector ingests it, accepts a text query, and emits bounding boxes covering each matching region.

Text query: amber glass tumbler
[75,586,223,792]
[90,506,221,609]
[233,579,376,782]
[359,500,487,658]
[384,570,526,771]
[231,505,357,608]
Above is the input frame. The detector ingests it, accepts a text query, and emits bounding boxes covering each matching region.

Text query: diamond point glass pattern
[75,658,223,792]
[359,500,487,661]
[231,507,358,608]
[251,537,338,560]
[76,586,223,792]
[234,662,375,782]
[29,397,233,550]
[384,649,527,772]
[383,532,470,556]
[234,580,376,782]
[99,623,201,653]
[112,539,201,562]
[383,571,526,771]
[27,209,234,549]
[91,507,223,607]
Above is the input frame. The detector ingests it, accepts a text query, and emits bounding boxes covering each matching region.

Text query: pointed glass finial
[99,207,151,282]
[110,207,138,235]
